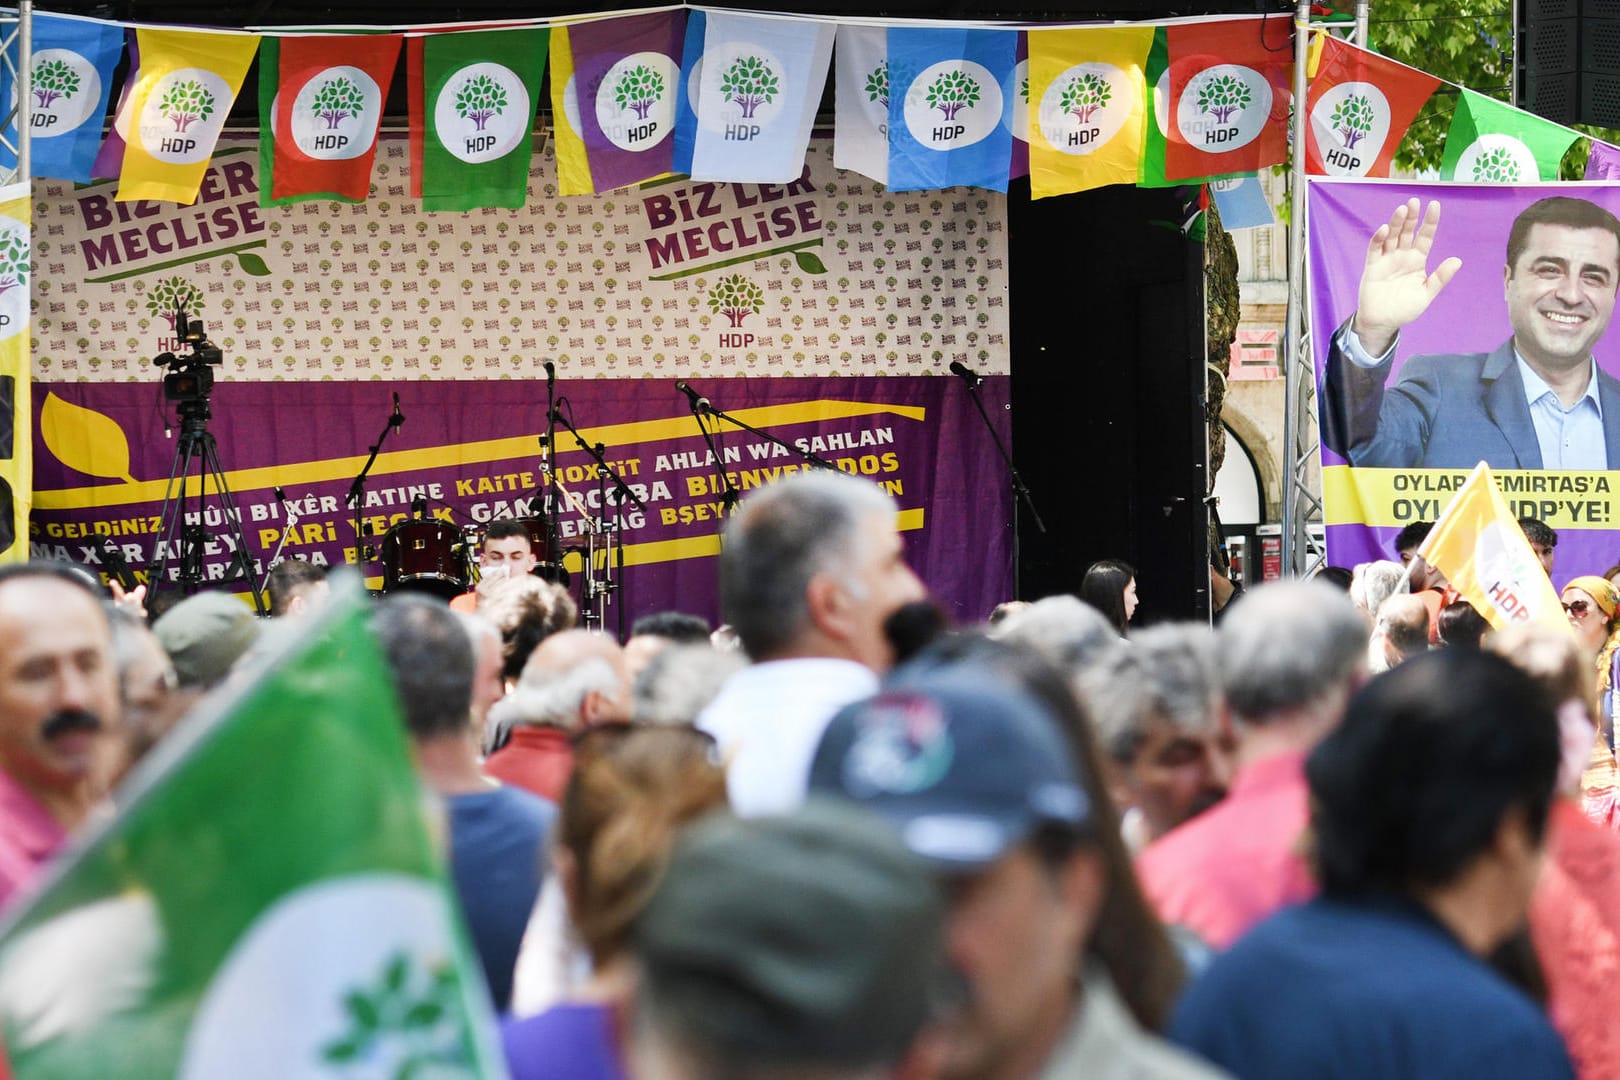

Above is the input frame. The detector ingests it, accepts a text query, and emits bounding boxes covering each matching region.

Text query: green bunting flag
[409,27,549,211]
[0,584,504,1079]
[1440,88,1578,183]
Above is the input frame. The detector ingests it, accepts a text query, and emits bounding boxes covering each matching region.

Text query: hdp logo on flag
[0,14,123,182]
[888,28,1015,192]
[599,54,674,149]
[1304,36,1436,178]
[290,66,385,159]
[691,13,831,183]
[717,52,782,131]
[906,63,997,144]
[1440,88,1576,183]
[1311,84,1387,174]
[1178,65,1271,154]
[437,65,531,164]
[1039,64,1135,156]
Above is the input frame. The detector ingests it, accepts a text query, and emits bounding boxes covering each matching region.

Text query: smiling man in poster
[1322,194,1620,471]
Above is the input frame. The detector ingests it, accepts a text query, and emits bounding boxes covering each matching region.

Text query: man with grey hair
[697,471,927,817]
[988,593,1121,673]
[632,643,746,727]
[1137,579,1367,949]
[483,629,629,802]
[1081,623,1230,852]
[1348,559,1408,630]
[1369,593,1431,672]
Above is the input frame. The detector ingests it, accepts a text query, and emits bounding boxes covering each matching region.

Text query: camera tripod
[145,397,266,614]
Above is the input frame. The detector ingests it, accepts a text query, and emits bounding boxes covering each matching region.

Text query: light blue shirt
[1338,327,1607,470]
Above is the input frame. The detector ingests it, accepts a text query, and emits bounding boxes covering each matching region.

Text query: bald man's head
[506,629,632,728]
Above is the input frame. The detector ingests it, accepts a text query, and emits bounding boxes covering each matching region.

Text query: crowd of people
[1,471,1618,1078]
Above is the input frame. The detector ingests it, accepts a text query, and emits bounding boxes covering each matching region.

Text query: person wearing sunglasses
[1560,575,1620,830]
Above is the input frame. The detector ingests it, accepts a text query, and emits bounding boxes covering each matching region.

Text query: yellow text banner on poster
[1322,465,1617,531]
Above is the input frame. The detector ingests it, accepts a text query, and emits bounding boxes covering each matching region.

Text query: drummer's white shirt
[696,658,879,818]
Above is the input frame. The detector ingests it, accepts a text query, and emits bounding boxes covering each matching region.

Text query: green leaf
[793,250,827,275]
[322,1036,363,1063]
[345,990,381,1031]
[236,252,271,277]
[404,1000,444,1027]
[384,952,409,992]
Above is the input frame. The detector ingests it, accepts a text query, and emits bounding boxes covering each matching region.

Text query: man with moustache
[0,564,120,909]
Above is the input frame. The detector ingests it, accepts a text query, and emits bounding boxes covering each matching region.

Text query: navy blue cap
[807,674,1090,869]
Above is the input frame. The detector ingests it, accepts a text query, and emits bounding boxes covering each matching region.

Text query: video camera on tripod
[151,312,223,404]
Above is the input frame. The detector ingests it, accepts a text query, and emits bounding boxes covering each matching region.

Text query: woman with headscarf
[1559,575,1620,828]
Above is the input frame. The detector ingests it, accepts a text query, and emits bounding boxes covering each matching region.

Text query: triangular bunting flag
[0,586,507,1074]
[886,27,1017,193]
[409,27,548,212]
[1305,35,1438,177]
[1028,26,1153,199]
[1417,462,1569,632]
[117,28,261,204]
[1440,89,1578,182]
[258,34,401,205]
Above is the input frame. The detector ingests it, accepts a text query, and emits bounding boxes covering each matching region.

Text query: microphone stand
[955,368,1043,602]
[691,404,742,516]
[703,400,840,471]
[543,362,560,548]
[347,401,404,577]
[552,408,645,640]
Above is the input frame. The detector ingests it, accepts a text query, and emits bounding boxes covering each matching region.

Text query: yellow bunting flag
[0,185,26,564]
[549,27,595,197]
[119,28,261,204]
[1027,26,1153,199]
[1417,462,1568,633]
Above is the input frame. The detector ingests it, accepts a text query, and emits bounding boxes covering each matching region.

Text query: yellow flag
[119,28,260,204]
[0,185,27,564]
[1417,462,1569,633]
[549,28,595,197]
[1028,27,1153,199]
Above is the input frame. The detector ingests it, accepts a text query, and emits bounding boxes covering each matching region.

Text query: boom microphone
[391,392,405,428]
[675,380,712,415]
[948,361,982,388]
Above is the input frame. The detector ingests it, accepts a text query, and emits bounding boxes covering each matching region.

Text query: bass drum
[381,520,467,599]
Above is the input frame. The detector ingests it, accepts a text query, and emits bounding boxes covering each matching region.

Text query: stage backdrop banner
[29,375,1014,625]
[1310,179,1620,587]
[31,133,1009,382]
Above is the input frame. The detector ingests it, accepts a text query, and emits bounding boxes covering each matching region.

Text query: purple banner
[572,11,685,192]
[30,375,1013,628]
[1310,180,1620,585]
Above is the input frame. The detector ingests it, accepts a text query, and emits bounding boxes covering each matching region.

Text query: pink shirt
[0,766,68,912]
[1135,749,1317,950]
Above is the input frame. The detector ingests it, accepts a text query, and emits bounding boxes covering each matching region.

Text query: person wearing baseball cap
[808,662,1229,1080]
[627,801,952,1080]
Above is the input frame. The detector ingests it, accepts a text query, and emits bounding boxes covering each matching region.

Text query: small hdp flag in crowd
[1162,18,1291,183]
[1305,35,1437,177]
[548,27,595,196]
[0,13,123,183]
[670,9,705,176]
[565,10,685,192]
[410,26,548,212]
[1587,140,1620,179]
[1418,462,1568,633]
[1441,88,1578,182]
[1028,26,1153,199]
[690,12,833,183]
[833,24,889,185]
[0,185,27,564]
[117,28,261,204]
[886,27,1017,193]
[1007,32,1029,181]
[0,585,507,1076]
[258,34,401,206]
[1208,173,1274,230]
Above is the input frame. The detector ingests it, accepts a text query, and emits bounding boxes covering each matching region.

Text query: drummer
[450,519,539,614]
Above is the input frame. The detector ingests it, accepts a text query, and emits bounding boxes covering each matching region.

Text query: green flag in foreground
[1440,88,1578,182]
[0,582,505,1079]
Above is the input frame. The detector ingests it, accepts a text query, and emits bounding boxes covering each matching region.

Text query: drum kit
[379,513,565,600]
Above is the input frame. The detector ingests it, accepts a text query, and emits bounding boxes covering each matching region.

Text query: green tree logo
[0,226,27,297]
[865,62,889,108]
[158,80,216,133]
[719,56,779,119]
[1471,144,1522,183]
[1020,75,1029,103]
[1197,73,1251,125]
[309,74,366,130]
[926,70,981,121]
[707,274,765,328]
[454,73,508,132]
[1330,92,1375,150]
[320,951,476,1076]
[145,277,205,331]
[1059,72,1112,124]
[31,57,80,110]
[613,64,665,120]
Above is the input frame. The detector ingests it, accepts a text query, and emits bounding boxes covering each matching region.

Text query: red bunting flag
[259,34,402,205]
[1305,35,1438,177]
[1163,18,1292,181]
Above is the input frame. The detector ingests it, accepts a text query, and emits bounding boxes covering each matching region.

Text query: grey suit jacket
[1321,334,1620,470]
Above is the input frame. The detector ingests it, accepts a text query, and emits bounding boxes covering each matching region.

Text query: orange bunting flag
[1162,18,1291,182]
[1305,35,1439,177]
